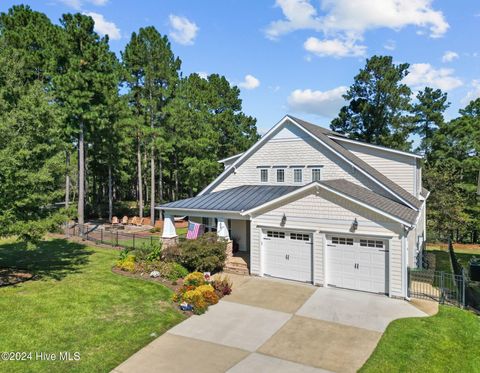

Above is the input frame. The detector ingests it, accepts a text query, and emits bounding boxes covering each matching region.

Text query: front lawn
[0,238,185,373]
[360,306,480,373]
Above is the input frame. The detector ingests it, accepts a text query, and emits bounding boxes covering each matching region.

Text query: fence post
[101,229,103,244]
[116,230,119,247]
[133,233,135,250]
[407,267,411,298]
[440,271,445,304]
[462,268,466,308]
[151,236,153,246]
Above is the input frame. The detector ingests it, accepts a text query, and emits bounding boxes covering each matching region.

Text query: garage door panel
[262,230,313,283]
[327,235,388,294]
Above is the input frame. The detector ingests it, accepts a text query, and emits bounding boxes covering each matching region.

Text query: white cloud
[238,75,261,90]
[462,80,480,105]
[287,86,348,117]
[60,0,82,10]
[267,0,448,38]
[169,15,199,45]
[60,0,108,9]
[84,12,121,40]
[266,0,448,57]
[442,50,459,63]
[384,39,396,51]
[304,37,366,58]
[197,71,209,79]
[403,63,463,91]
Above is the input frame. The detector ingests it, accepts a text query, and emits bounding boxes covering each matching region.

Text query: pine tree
[330,55,414,151]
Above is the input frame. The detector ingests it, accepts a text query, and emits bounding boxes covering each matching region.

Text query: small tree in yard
[178,233,227,273]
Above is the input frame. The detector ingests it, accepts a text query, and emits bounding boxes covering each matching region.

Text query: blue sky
[2,0,480,134]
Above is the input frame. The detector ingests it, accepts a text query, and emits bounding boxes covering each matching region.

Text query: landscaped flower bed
[113,234,232,313]
[172,272,232,314]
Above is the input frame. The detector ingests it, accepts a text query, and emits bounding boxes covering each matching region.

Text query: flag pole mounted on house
[186,221,204,240]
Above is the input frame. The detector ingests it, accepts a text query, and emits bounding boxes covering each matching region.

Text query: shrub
[202,290,219,305]
[161,243,182,263]
[172,285,196,303]
[184,272,206,287]
[212,275,233,298]
[167,262,188,281]
[183,289,208,314]
[178,233,227,272]
[116,254,135,272]
[133,242,162,262]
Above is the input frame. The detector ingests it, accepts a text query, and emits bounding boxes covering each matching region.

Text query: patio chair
[136,218,144,226]
[130,216,139,225]
[121,216,128,225]
[112,216,119,225]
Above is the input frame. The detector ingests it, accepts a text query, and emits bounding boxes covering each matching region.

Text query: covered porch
[157,209,251,275]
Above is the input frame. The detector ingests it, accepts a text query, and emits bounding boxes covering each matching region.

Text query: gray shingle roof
[159,185,301,212]
[288,115,422,210]
[320,179,418,224]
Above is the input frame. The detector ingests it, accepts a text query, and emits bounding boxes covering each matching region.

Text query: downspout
[403,225,414,300]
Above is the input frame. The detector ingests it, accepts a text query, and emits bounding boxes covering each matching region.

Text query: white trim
[256,224,317,232]
[200,115,419,210]
[329,136,423,159]
[242,182,415,227]
[217,153,244,163]
[319,229,395,239]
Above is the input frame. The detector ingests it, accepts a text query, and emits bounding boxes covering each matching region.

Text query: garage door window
[360,239,384,248]
[290,233,310,241]
[331,237,353,245]
[267,231,285,238]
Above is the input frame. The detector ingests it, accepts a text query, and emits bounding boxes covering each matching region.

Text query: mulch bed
[0,269,34,287]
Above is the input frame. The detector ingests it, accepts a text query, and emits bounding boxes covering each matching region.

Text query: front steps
[224,256,249,275]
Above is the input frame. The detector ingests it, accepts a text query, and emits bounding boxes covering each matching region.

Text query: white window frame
[260,168,268,183]
[276,168,285,183]
[293,168,303,183]
[312,168,322,182]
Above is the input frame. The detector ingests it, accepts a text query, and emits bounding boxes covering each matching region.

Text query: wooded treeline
[0,5,258,240]
[331,56,480,243]
[0,6,478,243]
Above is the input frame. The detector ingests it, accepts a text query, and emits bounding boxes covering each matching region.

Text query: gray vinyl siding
[249,188,405,296]
[213,123,383,195]
[341,141,417,197]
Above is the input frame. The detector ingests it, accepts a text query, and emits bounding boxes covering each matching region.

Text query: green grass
[0,238,185,373]
[360,306,480,373]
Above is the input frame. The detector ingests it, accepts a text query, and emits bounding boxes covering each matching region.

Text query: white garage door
[262,230,313,283]
[326,235,389,294]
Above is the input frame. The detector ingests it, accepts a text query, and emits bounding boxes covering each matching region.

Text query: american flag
[186,221,204,240]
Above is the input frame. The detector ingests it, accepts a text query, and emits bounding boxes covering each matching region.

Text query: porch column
[216,217,230,240]
[162,214,177,238]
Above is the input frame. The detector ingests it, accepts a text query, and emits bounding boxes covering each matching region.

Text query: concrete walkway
[114,275,428,373]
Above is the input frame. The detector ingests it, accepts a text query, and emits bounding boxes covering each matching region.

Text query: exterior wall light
[352,218,358,231]
[281,213,287,227]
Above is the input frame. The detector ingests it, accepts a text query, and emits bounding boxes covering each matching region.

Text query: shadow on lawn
[0,239,94,281]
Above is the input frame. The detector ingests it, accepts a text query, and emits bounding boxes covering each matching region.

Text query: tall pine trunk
[108,165,113,222]
[78,121,85,236]
[158,156,163,203]
[137,135,143,218]
[150,100,155,225]
[65,151,70,208]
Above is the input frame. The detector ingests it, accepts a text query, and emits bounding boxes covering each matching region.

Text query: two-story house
[158,115,428,298]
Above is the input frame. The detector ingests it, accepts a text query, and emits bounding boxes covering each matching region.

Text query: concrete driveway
[114,275,427,373]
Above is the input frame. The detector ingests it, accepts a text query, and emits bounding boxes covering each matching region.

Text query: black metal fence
[408,268,466,307]
[65,223,160,250]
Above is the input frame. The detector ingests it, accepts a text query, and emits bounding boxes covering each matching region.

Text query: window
[360,239,384,248]
[331,237,354,245]
[312,168,322,181]
[276,169,285,182]
[260,169,268,182]
[290,233,310,241]
[267,231,285,238]
[202,217,217,233]
[293,169,303,183]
